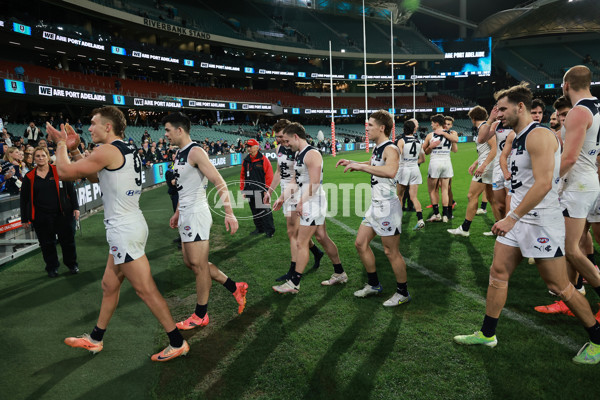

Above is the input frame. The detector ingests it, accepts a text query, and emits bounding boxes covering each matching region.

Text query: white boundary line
[328,217,582,352]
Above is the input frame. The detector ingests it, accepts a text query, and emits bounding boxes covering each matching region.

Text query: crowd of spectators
[1,113,342,197]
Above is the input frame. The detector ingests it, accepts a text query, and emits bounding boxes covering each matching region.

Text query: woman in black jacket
[20,146,80,277]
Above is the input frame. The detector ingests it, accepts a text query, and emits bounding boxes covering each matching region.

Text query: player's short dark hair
[444,116,454,123]
[403,120,416,136]
[370,110,393,136]
[553,95,572,111]
[272,119,291,134]
[283,122,307,139]
[430,114,446,126]
[494,82,533,111]
[564,65,591,92]
[468,106,488,121]
[91,106,127,138]
[532,98,546,111]
[161,112,191,133]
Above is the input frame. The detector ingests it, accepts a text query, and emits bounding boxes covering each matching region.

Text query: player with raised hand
[338,110,411,306]
[47,106,189,362]
[163,112,247,330]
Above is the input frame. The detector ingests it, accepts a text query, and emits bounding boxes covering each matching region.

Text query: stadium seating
[91,0,440,55]
[0,60,467,112]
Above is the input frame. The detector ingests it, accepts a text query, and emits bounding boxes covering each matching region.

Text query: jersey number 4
[409,142,418,157]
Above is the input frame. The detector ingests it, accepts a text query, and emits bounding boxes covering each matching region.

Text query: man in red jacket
[240,139,275,237]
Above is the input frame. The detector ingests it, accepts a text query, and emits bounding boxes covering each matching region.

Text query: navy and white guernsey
[174,142,208,211]
[370,140,399,202]
[277,144,295,190]
[294,145,325,199]
[400,135,422,168]
[562,97,600,192]
[98,140,143,225]
[429,131,452,161]
[509,122,561,225]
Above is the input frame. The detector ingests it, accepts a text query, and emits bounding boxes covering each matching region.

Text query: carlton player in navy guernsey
[46,106,188,362]
[453,84,600,364]
[337,110,412,307]
[163,112,247,331]
[265,119,324,283]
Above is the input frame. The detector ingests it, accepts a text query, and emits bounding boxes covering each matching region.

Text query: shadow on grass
[340,314,403,399]
[201,288,344,400]
[153,294,288,399]
[25,355,93,400]
[0,271,98,319]
[299,309,385,400]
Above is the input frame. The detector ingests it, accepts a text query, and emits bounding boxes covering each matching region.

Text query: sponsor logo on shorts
[111,246,118,251]
[184,226,191,231]
[534,245,552,253]
[537,237,550,244]
[382,221,390,226]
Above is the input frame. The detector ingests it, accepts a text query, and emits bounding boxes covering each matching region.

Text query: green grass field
[2,142,600,400]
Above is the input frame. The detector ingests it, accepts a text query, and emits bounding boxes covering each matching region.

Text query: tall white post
[329,41,336,156]
[363,0,369,152]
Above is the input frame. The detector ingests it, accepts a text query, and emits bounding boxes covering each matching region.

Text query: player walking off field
[272,122,346,294]
[337,110,411,306]
[395,119,425,231]
[447,106,497,237]
[47,106,188,362]
[265,119,324,282]
[163,112,247,331]
[422,114,458,223]
[453,84,600,364]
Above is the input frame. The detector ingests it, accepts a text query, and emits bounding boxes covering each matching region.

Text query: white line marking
[328,217,581,352]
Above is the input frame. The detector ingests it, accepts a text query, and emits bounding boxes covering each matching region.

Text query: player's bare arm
[500,131,515,180]
[477,107,499,143]
[344,145,399,178]
[441,129,459,143]
[560,106,592,177]
[190,146,238,234]
[475,135,497,176]
[335,158,369,168]
[423,132,435,155]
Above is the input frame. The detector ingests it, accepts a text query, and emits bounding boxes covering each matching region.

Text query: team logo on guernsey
[184,226,191,231]
[537,237,550,244]
[111,246,118,252]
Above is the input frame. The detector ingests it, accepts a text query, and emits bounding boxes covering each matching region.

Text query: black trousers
[32,212,78,272]
[247,190,275,235]
[170,193,179,213]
